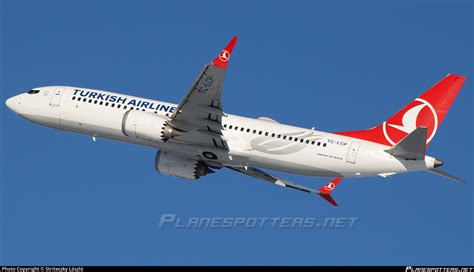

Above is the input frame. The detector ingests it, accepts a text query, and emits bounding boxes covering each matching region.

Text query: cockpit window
[27,89,40,94]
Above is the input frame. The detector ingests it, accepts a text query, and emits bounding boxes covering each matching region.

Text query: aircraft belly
[245,152,343,177]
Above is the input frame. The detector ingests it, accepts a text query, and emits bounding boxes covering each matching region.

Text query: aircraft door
[49,88,64,107]
[346,142,361,164]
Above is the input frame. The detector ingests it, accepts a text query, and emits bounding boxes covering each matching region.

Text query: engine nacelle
[121,110,167,142]
[155,151,214,180]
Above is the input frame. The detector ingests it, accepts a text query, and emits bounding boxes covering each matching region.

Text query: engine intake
[155,151,214,180]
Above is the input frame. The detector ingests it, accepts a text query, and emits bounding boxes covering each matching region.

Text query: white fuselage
[6,86,437,178]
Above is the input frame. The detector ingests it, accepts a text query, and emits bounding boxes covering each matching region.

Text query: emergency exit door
[346,142,361,164]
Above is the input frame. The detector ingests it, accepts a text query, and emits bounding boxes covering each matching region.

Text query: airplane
[5,36,466,206]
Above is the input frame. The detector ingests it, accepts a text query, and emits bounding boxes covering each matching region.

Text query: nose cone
[6,96,15,111]
[5,95,21,113]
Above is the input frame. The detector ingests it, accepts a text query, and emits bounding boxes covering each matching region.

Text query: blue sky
[1,0,472,265]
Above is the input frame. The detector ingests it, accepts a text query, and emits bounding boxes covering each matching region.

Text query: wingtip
[447,74,467,81]
[318,177,343,194]
[319,193,338,206]
[318,178,343,206]
[212,36,238,69]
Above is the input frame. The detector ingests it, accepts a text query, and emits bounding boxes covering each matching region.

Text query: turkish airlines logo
[382,98,438,145]
[218,50,230,62]
[324,182,336,191]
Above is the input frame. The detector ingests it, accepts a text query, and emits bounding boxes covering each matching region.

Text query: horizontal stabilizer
[385,127,427,160]
[428,168,465,183]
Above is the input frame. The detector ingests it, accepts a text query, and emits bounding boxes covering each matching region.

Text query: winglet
[212,36,238,69]
[318,178,343,206]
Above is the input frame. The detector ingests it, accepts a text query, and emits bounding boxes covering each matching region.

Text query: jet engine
[121,110,168,142]
[121,110,184,142]
[155,151,214,180]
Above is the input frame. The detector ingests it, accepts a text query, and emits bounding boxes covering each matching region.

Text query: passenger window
[253,130,256,134]
[323,143,327,147]
[72,96,76,100]
[317,142,321,146]
[247,129,250,132]
[94,100,98,104]
[289,137,293,140]
[99,101,103,105]
[229,125,233,129]
[265,132,269,136]
[240,127,244,131]
[258,131,262,135]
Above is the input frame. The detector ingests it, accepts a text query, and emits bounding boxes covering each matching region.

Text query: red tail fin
[336,74,466,147]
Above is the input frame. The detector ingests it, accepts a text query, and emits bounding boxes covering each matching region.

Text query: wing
[227,166,343,206]
[165,36,238,150]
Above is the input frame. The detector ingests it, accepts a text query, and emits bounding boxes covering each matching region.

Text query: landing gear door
[346,142,361,164]
[49,88,64,107]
